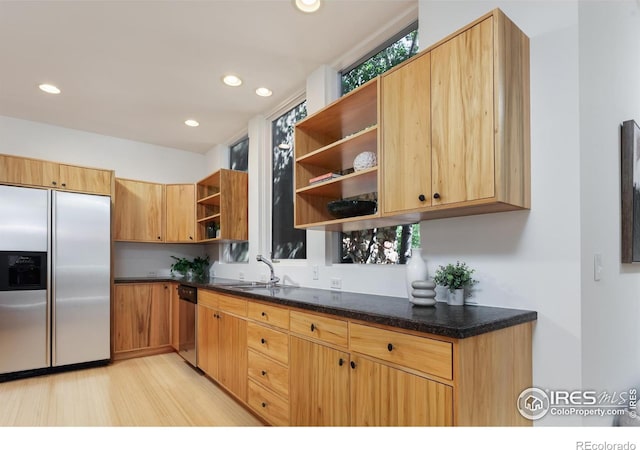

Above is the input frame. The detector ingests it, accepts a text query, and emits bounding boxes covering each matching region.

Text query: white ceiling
[0,0,417,154]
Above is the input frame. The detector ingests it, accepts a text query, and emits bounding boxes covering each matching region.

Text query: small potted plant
[170,256,192,278]
[433,261,477,305]
[170,255,210,280]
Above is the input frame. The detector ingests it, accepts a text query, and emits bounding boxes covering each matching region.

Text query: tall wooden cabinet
[114,178,165,242]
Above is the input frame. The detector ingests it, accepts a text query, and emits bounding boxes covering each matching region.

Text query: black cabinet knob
[261,402,267,408]
[261,370,267,376]
[189,236,193,240]
[310,323,315,332]
[157,236,161,240]
[418,194,426,202]
[260,338,266,344]
[433,192,441,199]
[387,343,393,352]
[61,183,66,187]
[339,358,344,366]
[261,312,266,317]
[350,361,356,369]
[52,181,57,186]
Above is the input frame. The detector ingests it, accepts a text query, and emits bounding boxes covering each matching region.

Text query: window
[271,101,307,259]
[339,22,420,264]
[227,136,249,262]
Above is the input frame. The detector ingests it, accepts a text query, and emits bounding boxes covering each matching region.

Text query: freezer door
[0,290,48,374]
[0,185,48,252]
[52,191,111,366]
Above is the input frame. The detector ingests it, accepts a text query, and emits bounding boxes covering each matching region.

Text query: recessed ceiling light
[222,74,242,87]
[39,83,61,94]
[294,0,321,13]
[185,119,199,127]
[255,87,273,97]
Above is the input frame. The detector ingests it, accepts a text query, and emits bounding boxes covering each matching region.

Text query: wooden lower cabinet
[290,336,350,426]
[218,312,248,402]
[350,355,453,426]
[113,283,171,357]
[171,283,179,351]
[197,303,220,379]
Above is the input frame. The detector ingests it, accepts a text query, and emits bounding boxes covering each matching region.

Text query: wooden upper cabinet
[0,154,112,195]
[431,17,494,206]
[58,164,112,195]
[381,51,432,215]
[166,184,195,243]
[114,178,165,242]
[196,169,248,242]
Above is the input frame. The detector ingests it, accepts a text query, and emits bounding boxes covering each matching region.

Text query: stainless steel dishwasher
[177,284,197,368]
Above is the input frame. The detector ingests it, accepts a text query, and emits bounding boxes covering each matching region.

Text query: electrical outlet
[312,265,319,280]
[330,278,342,290]
[239,271,245,281]
[594,253,602,281]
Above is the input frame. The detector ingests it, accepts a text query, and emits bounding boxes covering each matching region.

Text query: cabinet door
[381,52,432,214]
[218,312,247,401]
[114,178,165,242]
[350,355,453,426]
[290,336,350,426]
[114,284,170,353]
[197,304,220,378]
[0,154,57,188]
[431,17,494,206]
[166,184,195,243]
[59,164,112,195]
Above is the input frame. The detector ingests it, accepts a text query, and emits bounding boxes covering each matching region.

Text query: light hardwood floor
[0,353,263,426]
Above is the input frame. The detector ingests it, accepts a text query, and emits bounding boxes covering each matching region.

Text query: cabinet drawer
[248,349,289,398]
[248,379,289,426]
[218,294,247,317]
[247,322,289,365]
[248,302,289,330]
[290,310,348,348]
[349,323,453,380]
[198,290,219,309]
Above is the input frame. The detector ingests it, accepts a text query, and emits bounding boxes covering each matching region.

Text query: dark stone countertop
[115,276,537,339]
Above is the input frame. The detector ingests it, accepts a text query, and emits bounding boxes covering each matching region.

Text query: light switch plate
[330,278,342,289]
[594,253,602,281]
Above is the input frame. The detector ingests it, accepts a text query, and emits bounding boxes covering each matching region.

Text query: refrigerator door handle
[49,191,55,367]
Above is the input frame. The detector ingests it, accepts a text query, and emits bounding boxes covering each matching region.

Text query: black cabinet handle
[261,312,266,317]
[433,192,441,199]
[387,343,394,352]
[339,358,344,366]
[157,236,161,240]
[350,361,356,369]
[189,236,193,240]
[260,338,266,344]
[261,370,267,376]
[310,323,315,332]
[61,183,67,187]
[418,194,426,202]
[261,402,267,408]
[52,181,57,186]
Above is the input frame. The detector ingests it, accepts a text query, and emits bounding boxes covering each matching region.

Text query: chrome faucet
[256,254,280,285]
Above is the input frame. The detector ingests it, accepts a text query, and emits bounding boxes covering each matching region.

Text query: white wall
[419,0,582,425]
[578,0,640,426]
[0,115,212,276]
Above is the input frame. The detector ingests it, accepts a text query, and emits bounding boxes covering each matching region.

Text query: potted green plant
[433,261,477,305]
[191,255,210,280]
[170,256,192,278]
[170,255,210,280]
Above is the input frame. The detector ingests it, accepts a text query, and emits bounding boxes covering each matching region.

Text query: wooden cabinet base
[112,345,174,361]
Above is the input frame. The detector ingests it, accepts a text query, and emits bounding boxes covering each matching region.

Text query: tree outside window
[227,136,249,263]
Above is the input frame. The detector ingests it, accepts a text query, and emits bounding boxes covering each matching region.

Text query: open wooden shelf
[296,167,377,199]
[197,192,221,206]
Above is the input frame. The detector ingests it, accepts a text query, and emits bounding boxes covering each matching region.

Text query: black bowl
[327,200,377,219]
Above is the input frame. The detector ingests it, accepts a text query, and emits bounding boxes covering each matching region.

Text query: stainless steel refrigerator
[0,185,110,377]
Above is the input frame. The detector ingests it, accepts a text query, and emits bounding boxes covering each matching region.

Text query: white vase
[447,288,465,306]
[405,247,428,300]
